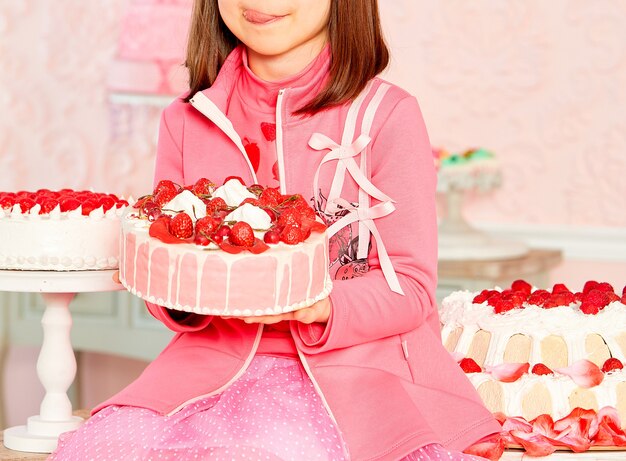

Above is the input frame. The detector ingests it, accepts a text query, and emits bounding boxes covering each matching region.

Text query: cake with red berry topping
[120,178,332,317]
[434,147,501,193]
[0,189,128,271]
[440,280,626,454]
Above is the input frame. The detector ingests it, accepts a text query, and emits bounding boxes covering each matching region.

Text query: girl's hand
[235,297,332,325]
[112,270,121,284]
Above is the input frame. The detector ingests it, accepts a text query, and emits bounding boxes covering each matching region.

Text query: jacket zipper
[297,350,350,459]
[275,89,287,194]
[165,324,263,416]
[188,92,258,184]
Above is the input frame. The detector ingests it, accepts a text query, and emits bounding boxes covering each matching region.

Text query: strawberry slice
[597,282,615,293]
[486,293,502,308]
[309,220,327,233]
[556,359,604,388]
[548,409,594,452]
[248,238,270,254]
[531,363,553,375]
[300,217,327,238]
[484,362,530,382]
[583,280,600,294]
[602,358,623,373]
[531,414,558,438]
[223,176,246,186]
[473,289,498,304]
[509,431,557,457]
[527,289,550,306]
[554,407,596,433]
[543,291,576,308]
[583,289,611,308]
[459,358,482,373]
[218,238,269,254]
[149,217,189,244]
[219,241,246,254]
[494,299,516,314]
[593,407,626,446]
[463,433,506,461]
[511,279,532,295]
[502,415,533,434]
[552,283,571,294]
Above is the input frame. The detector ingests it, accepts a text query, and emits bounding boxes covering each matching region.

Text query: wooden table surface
[438,248,563,280]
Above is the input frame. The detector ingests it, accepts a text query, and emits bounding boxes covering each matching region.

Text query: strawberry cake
[434,147,501,193]
[120,178,332,317]
[0,189,128,271]
[441,280,626,456]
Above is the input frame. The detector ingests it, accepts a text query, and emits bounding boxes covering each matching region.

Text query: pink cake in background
[108,0,192,96]
[120,178,333,317]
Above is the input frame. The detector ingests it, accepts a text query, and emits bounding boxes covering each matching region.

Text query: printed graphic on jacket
[240,122,279,187]
[312,190,370,281]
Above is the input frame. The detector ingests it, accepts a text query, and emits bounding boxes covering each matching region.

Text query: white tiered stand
[0,269,122,453]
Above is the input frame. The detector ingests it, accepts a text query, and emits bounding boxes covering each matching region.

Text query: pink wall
[382,0,626,228]
[0,0,625,426]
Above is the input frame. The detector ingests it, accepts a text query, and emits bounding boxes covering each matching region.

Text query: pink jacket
[95,47,499,460]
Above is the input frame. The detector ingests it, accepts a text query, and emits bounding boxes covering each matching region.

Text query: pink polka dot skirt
[49,356,486,460]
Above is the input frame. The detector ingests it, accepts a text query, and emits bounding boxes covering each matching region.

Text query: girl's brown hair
[184,0,389,115]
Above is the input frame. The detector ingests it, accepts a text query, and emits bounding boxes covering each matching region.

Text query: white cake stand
[0,269,122,453]
[438,188,528,261]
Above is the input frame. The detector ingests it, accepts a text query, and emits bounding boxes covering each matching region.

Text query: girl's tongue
[243,9,283,25]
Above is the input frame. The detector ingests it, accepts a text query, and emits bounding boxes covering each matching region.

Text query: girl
[50,0,500,459]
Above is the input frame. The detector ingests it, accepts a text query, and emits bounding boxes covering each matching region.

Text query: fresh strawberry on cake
[120,178,332,317]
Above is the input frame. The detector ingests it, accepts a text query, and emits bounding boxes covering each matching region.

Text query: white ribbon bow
[327,199,404,295]
[309,133,394,214]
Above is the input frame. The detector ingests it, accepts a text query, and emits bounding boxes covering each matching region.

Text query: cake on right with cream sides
[440,280,626,453]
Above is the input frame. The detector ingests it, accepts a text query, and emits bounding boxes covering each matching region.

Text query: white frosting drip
[162,190,207,222]
[224,203,271,230]
[121,215,332,317]
[212,179,256,207]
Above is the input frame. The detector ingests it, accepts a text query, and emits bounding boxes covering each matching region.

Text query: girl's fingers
[292,306,318,324]
[221,298,330,324]
[242,312,295,324]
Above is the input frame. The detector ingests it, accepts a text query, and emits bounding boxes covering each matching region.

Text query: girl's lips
[243,9,285,25]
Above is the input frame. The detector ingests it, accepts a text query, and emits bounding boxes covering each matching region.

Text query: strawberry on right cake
[440,280,626,456]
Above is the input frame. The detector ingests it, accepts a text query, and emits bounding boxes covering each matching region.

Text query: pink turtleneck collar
[233,44,331,115]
